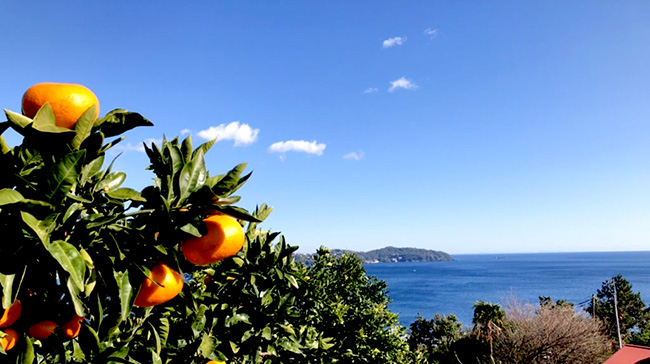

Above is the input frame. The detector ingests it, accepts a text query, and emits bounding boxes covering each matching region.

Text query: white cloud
[197,121,259,146]
[363,87,378,94]
[388,77,418,92]
[180,128,191,135]
[268,140,326,156]
[424,28,439,39]
[382,36,407,48]
[343,151,365,161]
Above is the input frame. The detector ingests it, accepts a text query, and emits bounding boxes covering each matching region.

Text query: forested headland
[294,246,453,264]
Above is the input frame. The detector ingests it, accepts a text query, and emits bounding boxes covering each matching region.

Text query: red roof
[604,345,650,364]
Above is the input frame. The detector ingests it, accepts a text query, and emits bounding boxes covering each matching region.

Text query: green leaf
[279,338,303,354]
[199,333,216,358]
[0,274,15,308]
[79,131,104,156]
[287,275,299,289]
[180,223,202,238]
[72,340,86,362]
[106,188,146,202]
[262,326,272,340]
[165,144,183,176]
[48,240,86,292]
[21,212,54,246]
[45,150,85,201]
[241,329,254,342]
[229,341,240,354]
[193,138,216,159]
[148,321,162,354]
[4,109,32,129]
[158,317,170,347]
[151,351,162,364]
[19,336,35,364]
[71,104,98,149]
[63,202,81,223]
[214,205,261,223]
[80,155,105,185]
[67,277,86,316]
[99,136,125,154]
[16,199,55,211]
[229,313,251,325]
[95,172,126,193]
[0,135,9,154]
[319,337,335,350]
[32,103,75,133]
[114,270,133,321]
[192,305,208,335]
[181,135,193,162]
[177,149,206,204]
[0,189,23,206]
[212,163,248,197]
[93,109,153,137]
[280,324,296,336]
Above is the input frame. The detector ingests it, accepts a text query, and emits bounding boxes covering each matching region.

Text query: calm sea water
[364,251,650,327]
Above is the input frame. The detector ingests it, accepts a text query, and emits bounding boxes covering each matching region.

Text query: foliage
[297,248,411,363]
[538,296,573,309]
[494,301,612,364]
[471,301,505,361]
[586,274,648,343]
[167,205,333,363]
[408,314,462,363]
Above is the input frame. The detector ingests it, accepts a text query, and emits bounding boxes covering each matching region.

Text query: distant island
[294,246,453,265]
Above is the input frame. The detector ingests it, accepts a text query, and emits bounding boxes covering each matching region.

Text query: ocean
[363,251,650,327]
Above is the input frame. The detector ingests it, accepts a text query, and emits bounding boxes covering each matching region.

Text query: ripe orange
[0,300,21,328]
[0,328,17,351]
[28,320,58,339]
[134,263,184,307]
[62,315,84,339]
[22,82,99,129]
[181,214,245,266]
[206,361,226,364]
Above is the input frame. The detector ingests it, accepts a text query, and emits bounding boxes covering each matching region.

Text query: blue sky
[2,1,650,254]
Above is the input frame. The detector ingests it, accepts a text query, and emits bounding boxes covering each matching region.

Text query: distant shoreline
[294,246,453,265]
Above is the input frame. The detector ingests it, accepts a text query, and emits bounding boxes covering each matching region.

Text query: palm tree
[472,301,505,362]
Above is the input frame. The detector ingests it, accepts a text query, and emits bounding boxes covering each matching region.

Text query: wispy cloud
[112,138,162,153]
[197,121,259,146]
[268,140,326,156]
[363,87,378,94]
[388,77,418,92]
[424,28,438,39]
[382,36,407,48]
[343,151,365,161]
[180,128,191,135]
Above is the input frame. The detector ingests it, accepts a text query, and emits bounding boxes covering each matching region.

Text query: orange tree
[0,88,333,363]
[0,86,420,364]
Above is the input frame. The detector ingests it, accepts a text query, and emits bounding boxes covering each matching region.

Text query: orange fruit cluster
[0,300,21,351]
[27,315,85,341]
[22,82,99,129]
[18,84,246,325]
[134,213,245,308]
